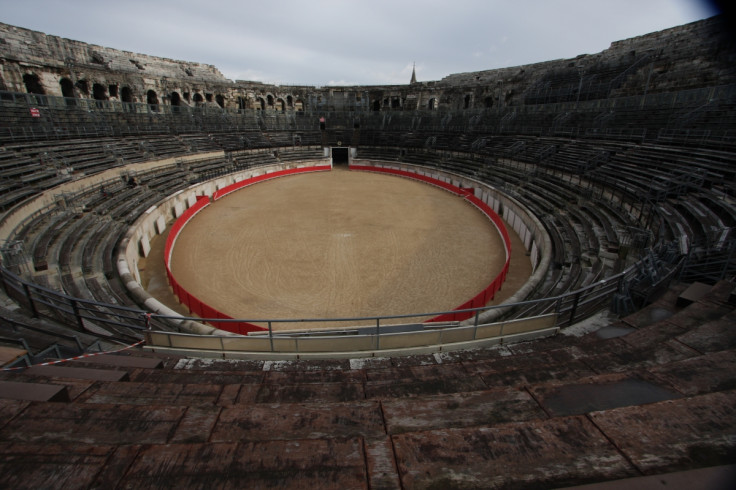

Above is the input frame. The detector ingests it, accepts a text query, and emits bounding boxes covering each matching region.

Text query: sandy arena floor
[161,168,531,330]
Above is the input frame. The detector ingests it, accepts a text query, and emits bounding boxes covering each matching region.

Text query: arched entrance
[23,74,45,94]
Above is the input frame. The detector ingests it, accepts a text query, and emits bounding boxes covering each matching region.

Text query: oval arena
[168,167,522,331]
[0,15,735,489]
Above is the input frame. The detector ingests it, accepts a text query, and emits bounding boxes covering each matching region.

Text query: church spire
[410,62,417,84]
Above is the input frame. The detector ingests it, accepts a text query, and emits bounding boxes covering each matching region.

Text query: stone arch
[75,80,89,95]
[92,83,108,101]
[215,94,225,108]
[266,94,274,107]
[464,94,472,109]
[192,93,204,105]
[372,100,381,111]
[286,95,293,107]
[147,90,159,105]
[428,97,438,110]
[23,73,45,94]
[275,98,285,111]
[170,91,182,106]
[60,78,75,98]
[294,99,304,111]
[257,97,266,110]
[237,96,246,111]
[121,86,134,103]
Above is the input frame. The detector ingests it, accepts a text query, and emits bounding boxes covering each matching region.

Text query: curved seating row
[0,134,733,356]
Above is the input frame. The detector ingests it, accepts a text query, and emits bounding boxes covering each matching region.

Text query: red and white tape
[1,339,146,371]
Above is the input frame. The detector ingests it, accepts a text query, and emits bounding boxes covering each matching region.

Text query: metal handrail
[1,260,638,341]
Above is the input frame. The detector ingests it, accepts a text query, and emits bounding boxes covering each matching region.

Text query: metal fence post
[568,291,582,326]
[71,299,85,331]
[268,321,274,352]
[375,318,380,350]
[0,269,9,297]
[23,283,38,318]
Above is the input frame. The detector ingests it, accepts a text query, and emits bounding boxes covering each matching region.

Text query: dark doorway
[332,147,349,165]
[93,83,107,101]
[60,78,76,106]
[121,86,134,103]
[23,74,45,94]
[60,78,74,98]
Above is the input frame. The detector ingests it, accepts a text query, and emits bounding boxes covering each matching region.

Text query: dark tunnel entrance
[332,147,349,165]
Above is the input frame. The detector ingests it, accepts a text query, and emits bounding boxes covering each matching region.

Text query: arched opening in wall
[170,91,182,106]
[59,78,75,104]
[109,85,118,98]
[23,74,45,95]
[276,98,285,111]
[287,95,293,107]
[294,99,304,112]
[258,97,266,110]
[93,83,108,101]
[266,94,274,107]
[372,100,381,111]
[464,94,471,109]
[75,80,89,96]
[428,98,437,110]
[121,86,134,103]
[484,96,493,109]
[147,90,159,111]
[237,96,246,111]
[192,93,204,105]
[205,93,213,103]
[391,97,400,109]
[215,94,225,108]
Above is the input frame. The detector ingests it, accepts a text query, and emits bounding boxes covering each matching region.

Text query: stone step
[0,380,69,402]
[26,364,130,382]
[69,354,163,370]
[560,464,736,490]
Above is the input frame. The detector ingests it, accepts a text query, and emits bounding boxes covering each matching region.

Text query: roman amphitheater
[0,15,735,488]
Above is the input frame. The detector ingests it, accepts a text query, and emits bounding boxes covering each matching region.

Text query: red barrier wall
[166,163,510,332]
[165,166,331,334]
[350,164,512,323]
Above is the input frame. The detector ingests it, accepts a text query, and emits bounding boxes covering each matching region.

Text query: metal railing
[0,258,642,353]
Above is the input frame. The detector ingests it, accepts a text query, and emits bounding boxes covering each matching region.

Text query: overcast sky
[0,0,723,86]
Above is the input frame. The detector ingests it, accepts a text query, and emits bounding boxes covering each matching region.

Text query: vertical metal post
[23,283,38,318]
[0,269,9,296]
[569,291,582,326]
[71,299,85,331]
[375,318,380,350]
[268,321,274,352]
